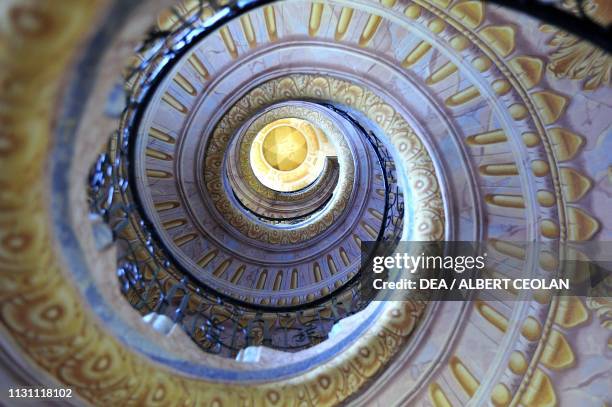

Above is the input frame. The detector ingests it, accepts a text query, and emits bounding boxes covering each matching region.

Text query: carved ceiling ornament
[225,102,347,221]
[250,118,324,189]
[231,102,345,203]
[541,0,612,91]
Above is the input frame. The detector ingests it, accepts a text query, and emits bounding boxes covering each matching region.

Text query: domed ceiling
[0,0,610,405]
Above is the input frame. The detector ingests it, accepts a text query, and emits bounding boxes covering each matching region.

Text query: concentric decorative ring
[226,102,347,220]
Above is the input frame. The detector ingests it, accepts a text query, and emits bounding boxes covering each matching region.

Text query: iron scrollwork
[87,1,405,358]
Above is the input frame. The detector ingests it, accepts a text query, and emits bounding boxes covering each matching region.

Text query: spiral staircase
[0,0,610,405]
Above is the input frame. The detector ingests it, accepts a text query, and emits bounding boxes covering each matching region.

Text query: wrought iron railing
[323,103,405,247]
[89,108,404,357]
[86,0,408,357]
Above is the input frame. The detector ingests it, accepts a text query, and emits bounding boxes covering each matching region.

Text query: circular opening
[250,117,329,193]
[261,125,308,171]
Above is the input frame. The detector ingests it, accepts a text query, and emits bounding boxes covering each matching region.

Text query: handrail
[87,0,406,357]
[89,106,404,357]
